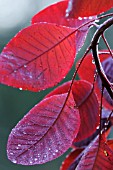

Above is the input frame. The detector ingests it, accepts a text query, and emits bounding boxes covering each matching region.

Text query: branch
[91,17,113,99]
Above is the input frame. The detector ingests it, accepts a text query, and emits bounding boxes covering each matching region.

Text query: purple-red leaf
[32,0,96,53]
[7,93,80,165]
[76,135,113,169]
[66,0,113,18]
[0,23,76,91]
[77,51,113,109]
[46,80,99,142]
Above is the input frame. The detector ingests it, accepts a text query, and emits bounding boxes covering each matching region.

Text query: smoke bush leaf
[45,80,99,142]
[0,23,76,92]
[7,93,80,165]
[66,0,113,18]
[76,135,113,169]
[32,0,96,53]
[77,51,113,109]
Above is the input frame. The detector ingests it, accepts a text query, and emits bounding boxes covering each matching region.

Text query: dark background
[0,1,113,170]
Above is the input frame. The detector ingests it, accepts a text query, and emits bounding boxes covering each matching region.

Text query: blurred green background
[0,0,113,170]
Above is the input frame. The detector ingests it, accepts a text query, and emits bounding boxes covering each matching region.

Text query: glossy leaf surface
[66,0,113,18]
[46,80,99,142]
[7,93,80,165]
[32,0,96,53]
[76,135,113,169]
[0,23,76,91]
[77,51,113,109]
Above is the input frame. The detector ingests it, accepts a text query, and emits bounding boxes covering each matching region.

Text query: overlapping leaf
[32,0,96,53]
[7,93,80,165]
[76,135,113,169]
[46,80,99,142]
[60,148,83,170]
[66,0,113,18]
[0,23,76,91]
[77,51,113,109]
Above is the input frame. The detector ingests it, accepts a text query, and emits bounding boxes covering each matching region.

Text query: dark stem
[101,33,113,59]
[91,17,113,99]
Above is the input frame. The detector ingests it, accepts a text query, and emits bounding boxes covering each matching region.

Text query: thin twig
[101,33,113,59]
[91,17,113,99]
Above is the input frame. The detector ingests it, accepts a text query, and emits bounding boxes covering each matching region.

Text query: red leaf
[66,0,113,18]
[77,51,113,109]
[107,140,113,150]
[60,148,83,170]
[32,0,96,53]
[76,135,113,169]
[46,80,99,142]
[71,81,99,142]
[0,23,76,91]
[7,93,80,165]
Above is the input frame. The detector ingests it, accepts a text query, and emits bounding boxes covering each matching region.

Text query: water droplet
[78,17,82,20]
[18,144,21,147]
[65,13,69,17]
[29,75,32,79]
[53,153,56,156]
[19,87,22,90]
[95,19,99,23]
[104,122,108,126]
[34,158,38,161]
[89,16,93,19]
[12,159,17,164]
[37,154,40,157]
[44,154,47,158]
[23,131,27,134]
[16,146,19,149]
[48,148,51,151]
[92,59,95,64]
[30,161,33,164]
[14,70,17,73]
[83,17,87,19]
[104,150,108,156]
[55,149,58,153]
[10,152,13,155]
[24,65,27,68]
[96,126,99,129]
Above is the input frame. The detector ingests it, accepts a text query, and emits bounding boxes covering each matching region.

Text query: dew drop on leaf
[37,154,40,157]
[92,59,95,64]
[24,65,27,68]
[30,161,33,164]
[78,17,82,20]
[12,159,17,164]
[96,126,99,129]
[89,16,93,19]
[34,158,38,161]
[19,87,23,90]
